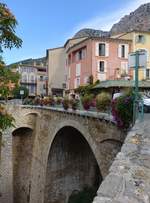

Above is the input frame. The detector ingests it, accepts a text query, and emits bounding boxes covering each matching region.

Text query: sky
[2,0,150,64]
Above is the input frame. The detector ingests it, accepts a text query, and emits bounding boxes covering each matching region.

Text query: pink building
[65,37,132,90]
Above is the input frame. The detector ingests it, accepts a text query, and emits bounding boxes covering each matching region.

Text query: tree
[12,86,29,99]
[0,3,22,138]
[0,3,22,52]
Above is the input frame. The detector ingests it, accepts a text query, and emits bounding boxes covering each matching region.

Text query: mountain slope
[110,3,150,35]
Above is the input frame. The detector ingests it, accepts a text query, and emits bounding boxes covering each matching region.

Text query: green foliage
[0,3,22,52]
[0,105,14,134]
[0,3,22,135]
[111,90,135,129]
[12,86,29,99]
[68,187,96,203]
[70,99,79,110]
[96,92,111,111]
[0,62,20,99]
[75,77,100,96]
[63,97,70,110]
[81,94,93,110]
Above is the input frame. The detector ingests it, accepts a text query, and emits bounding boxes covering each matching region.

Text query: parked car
[142,96,150,113]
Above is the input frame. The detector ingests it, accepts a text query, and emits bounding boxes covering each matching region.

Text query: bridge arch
[44,125,102,203]
[12,127,34,203]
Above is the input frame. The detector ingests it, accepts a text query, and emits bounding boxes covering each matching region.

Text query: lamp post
[129,50,147,123]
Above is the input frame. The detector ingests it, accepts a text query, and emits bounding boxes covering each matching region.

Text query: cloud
[70,0,150,36]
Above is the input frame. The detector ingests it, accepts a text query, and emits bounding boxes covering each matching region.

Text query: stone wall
[93,114,150,203]
[0,106,125,203]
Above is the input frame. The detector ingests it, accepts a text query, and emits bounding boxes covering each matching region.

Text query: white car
[142,96,150,113]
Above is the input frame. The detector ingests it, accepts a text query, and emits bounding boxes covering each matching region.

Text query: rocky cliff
[110,3,150,35]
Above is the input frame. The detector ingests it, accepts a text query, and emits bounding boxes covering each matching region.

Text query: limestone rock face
[110,3,150,35]
[73,28,110,38]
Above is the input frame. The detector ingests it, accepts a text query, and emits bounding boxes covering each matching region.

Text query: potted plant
[56,97,62,105]
[63,97,69,110]
[81,94,93,110]
[70,99,79,110]
[96,92,111,112]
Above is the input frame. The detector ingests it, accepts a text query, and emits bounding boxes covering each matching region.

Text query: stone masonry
[93,114,150,203]
[0,105,124,203]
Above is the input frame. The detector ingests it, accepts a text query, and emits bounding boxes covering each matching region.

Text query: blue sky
[2,0,150,64]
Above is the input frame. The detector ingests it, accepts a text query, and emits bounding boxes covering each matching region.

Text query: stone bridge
[0,105,125,203]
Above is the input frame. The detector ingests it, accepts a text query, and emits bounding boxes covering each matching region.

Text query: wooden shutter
[125,44,129,59]
[95,42,99,56]
[118,44,122,58]
[105,43,109,57]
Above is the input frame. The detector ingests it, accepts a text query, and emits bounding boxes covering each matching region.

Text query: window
[74,77,80,88]
[22,74,27,82]
[118,44,129,58]
[99,43,105,56]
[136,35,145,43]
[99,61,105,72]
[121,45,125,58]
[30,75,35,83]
[76,64,81,76]
[78,50,82,60]
[146,69,150,79]
[40,76,43,81]
[75,48,86,61]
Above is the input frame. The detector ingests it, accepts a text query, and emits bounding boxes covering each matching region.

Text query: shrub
[63,97,69,110]
[56,97,62,105]
[12,86,29,99]
[96,92,111,112]
[81,94,93,110]
[70,99,79,110]
[111,91,134,129]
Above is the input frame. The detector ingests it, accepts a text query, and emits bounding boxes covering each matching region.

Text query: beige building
[18,64,48,96]
[112,31,150,80]
[47,47,66,96]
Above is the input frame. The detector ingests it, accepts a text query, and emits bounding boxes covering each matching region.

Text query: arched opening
[44,126,102,203]
[12,127,33,203]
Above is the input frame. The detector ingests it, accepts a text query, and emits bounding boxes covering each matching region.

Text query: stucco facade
[112,31,150,80]
[18,65,48,96]
[66,37,131,90]
[47,47,66,96]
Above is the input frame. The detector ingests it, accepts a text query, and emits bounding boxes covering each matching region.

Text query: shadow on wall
[12,127,33,203]
[44,126,103,203]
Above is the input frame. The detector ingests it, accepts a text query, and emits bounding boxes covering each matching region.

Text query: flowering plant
[111,92,134,129]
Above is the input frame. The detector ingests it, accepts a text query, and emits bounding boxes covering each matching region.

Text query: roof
[111,30,150,38]
[94,80,150,89]
[66,36,132,53]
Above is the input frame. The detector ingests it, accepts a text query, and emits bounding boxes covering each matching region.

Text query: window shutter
[76,64,81,76]
[74,78,77,88]
[104,61,107,72]
[118,44,122,58]
[97,60,100,72]
[125,44,129,59]
[105,43,109,57]
[95,42,99,56]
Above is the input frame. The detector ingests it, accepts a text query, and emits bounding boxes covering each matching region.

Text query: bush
[63,97,69,110]
[56,97,62,105]
[12,86,29,99]
[96,92,111,112]
[81,94,93,110]
[70,99,79,110]
[68,186,96,203]
[111,91,134,129]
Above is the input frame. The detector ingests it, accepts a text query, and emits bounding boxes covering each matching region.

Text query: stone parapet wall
[93,114,150,203]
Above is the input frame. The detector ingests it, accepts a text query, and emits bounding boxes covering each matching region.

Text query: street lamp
[129,50,147,123]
